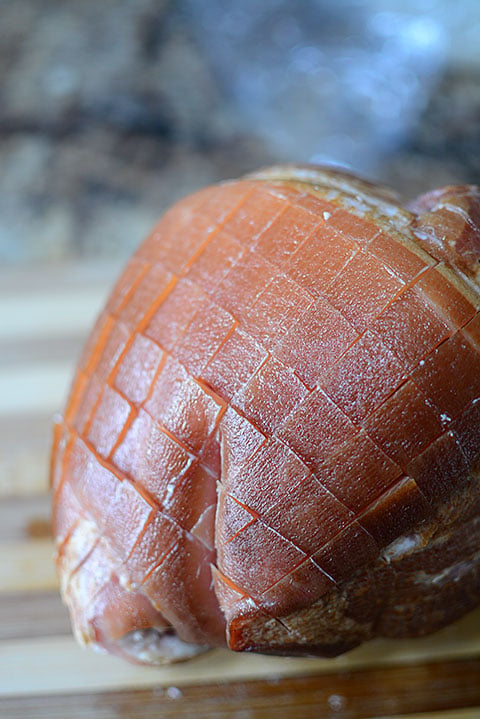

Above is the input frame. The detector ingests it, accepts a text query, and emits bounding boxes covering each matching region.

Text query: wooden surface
[1,262,479,718]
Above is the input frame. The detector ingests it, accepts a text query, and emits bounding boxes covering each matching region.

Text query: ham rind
[51,165,480,663]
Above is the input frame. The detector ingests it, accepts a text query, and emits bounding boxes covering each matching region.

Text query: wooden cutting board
[1,262,479,718]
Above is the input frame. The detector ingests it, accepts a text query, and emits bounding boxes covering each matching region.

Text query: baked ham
[51,165,480,664]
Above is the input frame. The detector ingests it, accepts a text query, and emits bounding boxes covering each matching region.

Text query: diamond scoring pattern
[55,177,480,627]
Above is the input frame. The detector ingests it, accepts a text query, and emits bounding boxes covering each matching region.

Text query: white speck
[166,686,183,699]
[419,359,425,366]
[323,211,332,221]
[328,693,346,710]
[440,413,451,423]
[267,676,281,685]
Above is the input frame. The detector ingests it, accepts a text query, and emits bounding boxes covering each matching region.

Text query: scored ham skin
[51,164,480,664]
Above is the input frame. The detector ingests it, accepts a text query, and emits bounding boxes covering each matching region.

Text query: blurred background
[1,0,480,266]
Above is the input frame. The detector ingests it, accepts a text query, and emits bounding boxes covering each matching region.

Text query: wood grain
[0,495,51,541]
[0,591,70,641]
[1,609,479,697]
[0,539,57,593]
[0,360,73,417]
[378,710,480,719]
[1,659,479,718]
[0,263,478,717]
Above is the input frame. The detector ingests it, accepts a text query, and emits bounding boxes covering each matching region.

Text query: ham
[51,165,480,663]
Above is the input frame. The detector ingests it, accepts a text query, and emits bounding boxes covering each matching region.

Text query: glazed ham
[51,165,480,664]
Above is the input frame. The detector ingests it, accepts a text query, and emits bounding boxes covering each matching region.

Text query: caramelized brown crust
[224,474,480,656]
[51,165,480,663]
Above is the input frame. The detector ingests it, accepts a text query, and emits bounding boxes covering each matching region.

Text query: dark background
[1,0,479,265]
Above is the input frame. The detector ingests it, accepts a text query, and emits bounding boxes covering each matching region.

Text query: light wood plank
[1,659,479,718]
[0,495,51,541]
[0,290,105,344]
[1,333,85,368]
[0,360,73,417]
[0,608,479,697]
[0,261,119,297]
[0,539,58,593]
[0,591,70,640]
[0,450,50,498]
[0,414,53,498]
[0,412,54,450]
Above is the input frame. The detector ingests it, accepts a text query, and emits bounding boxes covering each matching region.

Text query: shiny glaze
[51,166,480,663]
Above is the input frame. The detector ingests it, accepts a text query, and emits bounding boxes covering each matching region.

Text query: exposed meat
[51,164,480,663]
